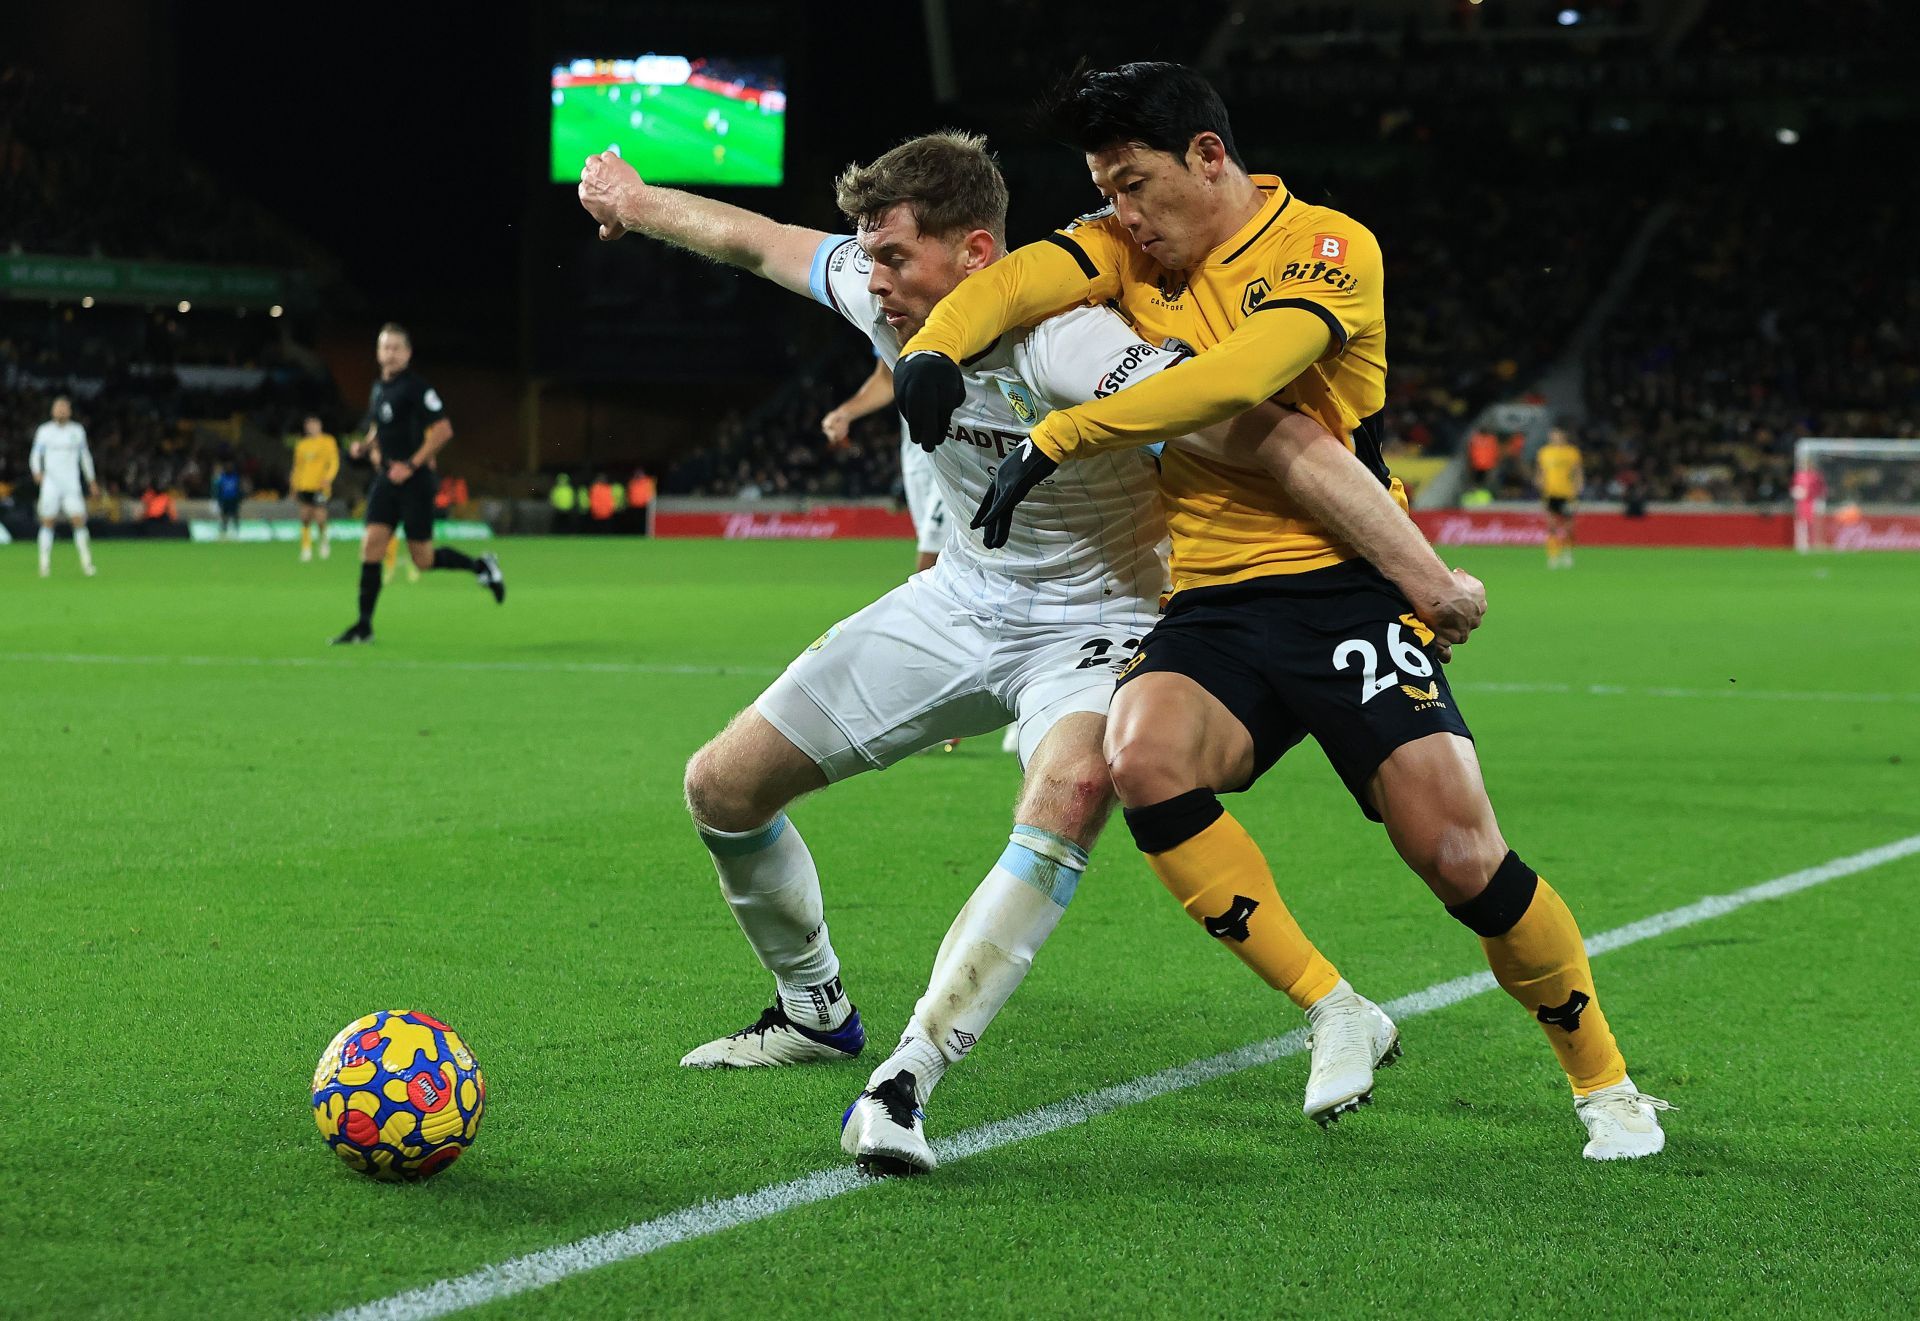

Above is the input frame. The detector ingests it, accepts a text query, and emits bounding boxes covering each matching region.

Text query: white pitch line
[4,653,1916,706]
[0,651,779,679]
[1459,680,1920,706]
[322,833,1920,1321]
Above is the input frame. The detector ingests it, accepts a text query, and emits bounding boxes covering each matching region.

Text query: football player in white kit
[579,133,1404,1175]
[819,356,951,574]
[30,396,98,578]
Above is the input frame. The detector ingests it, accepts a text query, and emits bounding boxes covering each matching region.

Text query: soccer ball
[311,1010,485,1181]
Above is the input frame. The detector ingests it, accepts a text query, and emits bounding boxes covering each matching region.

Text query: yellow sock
[300,525,312,553]
[1545,533,1560,562]
[1451,856,1626,1094]
[1127,795,1342,1010]
[383,539,399,571]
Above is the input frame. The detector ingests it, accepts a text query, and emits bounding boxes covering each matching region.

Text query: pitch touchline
[321,833,1920,1321]
[0,652,781,679]
[5,652,1917,706]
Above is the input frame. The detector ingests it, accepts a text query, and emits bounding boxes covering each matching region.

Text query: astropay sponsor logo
[1429,515,1546,547]
[1832,519,1920,551]
[1094,343,1163,398]
[723,513,839,539]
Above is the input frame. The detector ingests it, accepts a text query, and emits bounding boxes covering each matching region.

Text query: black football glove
[970,440,1058,550]
[893,351,965,453]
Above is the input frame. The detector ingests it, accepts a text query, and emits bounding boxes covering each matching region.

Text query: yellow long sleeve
[903,238,1113,363]
[1029,306,1333,462]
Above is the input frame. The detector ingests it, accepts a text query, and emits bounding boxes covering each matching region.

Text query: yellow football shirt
[1536,442,1582,501]
[291,433,341,493]
[905,175,1396,591]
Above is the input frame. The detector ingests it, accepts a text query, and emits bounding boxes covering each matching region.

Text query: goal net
[1793,438,1920,552]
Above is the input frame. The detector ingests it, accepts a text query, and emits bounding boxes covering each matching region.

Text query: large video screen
[550,55,786,187]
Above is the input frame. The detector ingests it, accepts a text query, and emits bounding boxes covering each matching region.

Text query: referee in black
[332,323,504,644]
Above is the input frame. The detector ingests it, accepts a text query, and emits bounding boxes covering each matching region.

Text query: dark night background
[5,0,1914,501]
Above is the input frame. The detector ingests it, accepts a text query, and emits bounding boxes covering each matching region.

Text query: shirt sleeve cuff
[808,236,852,308]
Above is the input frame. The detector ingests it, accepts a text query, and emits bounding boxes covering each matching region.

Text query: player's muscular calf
[684,707,828,832]
[1103,674,1256,807]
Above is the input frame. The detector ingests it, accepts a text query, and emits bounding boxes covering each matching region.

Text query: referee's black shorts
[365,471,438,541]
[1115,560,1473,821]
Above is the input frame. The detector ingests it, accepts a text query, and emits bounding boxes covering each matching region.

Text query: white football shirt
[30,420,95,489]
[810,235,1184,624]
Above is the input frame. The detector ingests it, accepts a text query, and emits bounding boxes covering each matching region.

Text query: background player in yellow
[290,414,340,562]
[897,61,1667,1160]
[1535,425,1584,568]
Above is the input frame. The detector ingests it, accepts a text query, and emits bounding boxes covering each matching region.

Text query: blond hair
[833,131,1008,244]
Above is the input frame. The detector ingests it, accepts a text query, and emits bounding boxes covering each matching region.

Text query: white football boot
[1302,980,1401,1125]
[840,1070,936,1176]
[679,1003,865,1068]
[1574,1076,1671,1160]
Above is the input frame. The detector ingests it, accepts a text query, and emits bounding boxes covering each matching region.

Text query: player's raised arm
[578,149,825,298]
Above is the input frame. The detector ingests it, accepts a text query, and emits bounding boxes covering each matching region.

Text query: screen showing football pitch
[550,55,785,187]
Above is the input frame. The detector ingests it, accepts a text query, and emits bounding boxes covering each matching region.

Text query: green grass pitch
[551,83,782,186]
[2,539,1915,1318]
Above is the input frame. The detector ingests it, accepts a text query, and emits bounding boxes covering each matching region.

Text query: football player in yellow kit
[896,62,1667,1160]
[1535,426,1585,567]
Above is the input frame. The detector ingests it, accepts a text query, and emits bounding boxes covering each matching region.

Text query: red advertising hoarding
[654,506,915,540]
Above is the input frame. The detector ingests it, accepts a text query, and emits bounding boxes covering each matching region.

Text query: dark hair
[1038,61,1244,169]
[834,130,1009,243]
[378,321,411,345]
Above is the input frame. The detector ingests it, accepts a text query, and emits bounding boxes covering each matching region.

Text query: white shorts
[38,483,85,520]
[757,567,1155,780]
[900,440,949,556]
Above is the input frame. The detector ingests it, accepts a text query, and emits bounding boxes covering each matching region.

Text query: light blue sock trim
[699,813,790,858]
[999,827,1088,907]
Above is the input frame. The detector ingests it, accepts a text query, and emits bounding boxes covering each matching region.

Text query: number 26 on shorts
[1332,623,1434,704]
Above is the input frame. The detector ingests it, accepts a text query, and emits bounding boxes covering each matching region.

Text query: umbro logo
[1536,990,1591,1033]
[1203,895,1259,942]
[949,1028,978,1055]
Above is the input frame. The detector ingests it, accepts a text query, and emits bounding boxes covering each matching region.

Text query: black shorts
[295,489,328,508]
[365,472,438,541]
[1545,496,1571,516]
[1116,560,1473,820]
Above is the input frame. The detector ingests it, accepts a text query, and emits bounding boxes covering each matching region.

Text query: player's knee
[1019,756,1114,840]
[683,739,776,833]
[1401,820,1506,906]
[1105,734,1194,810]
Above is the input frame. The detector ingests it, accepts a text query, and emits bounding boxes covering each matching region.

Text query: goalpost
[1792,438,1920,552]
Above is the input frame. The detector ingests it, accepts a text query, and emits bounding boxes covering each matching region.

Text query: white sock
[696,813,849,1031]
[873,825,1087,1105]
[39,525,54,568]
[73,526,92,569]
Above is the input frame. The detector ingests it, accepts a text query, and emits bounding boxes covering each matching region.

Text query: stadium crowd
[0,64,317,266]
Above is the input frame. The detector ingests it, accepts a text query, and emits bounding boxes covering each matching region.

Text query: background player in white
[30,396,98,578]
[581,133,1405,1174]
[819,356,953,575]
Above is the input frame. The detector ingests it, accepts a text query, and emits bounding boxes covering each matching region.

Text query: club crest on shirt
[1241,277,1272,316]
[998,380,1040,425]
